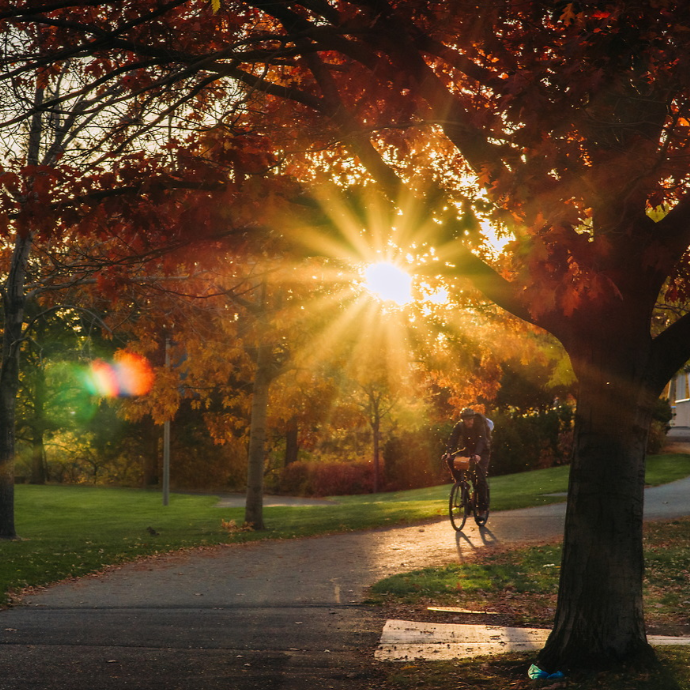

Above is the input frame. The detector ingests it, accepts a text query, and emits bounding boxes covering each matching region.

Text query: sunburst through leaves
[362,262,413,305]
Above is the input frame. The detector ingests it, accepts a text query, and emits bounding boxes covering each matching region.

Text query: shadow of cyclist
[454,524,499,559]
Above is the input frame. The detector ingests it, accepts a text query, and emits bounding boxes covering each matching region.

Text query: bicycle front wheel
[449,481,469,531]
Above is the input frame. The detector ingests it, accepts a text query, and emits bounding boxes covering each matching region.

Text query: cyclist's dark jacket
[446,415,491,458]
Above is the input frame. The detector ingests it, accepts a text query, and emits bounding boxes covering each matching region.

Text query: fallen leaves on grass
[221,519,254,534]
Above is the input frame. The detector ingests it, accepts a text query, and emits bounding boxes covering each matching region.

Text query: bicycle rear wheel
[474,485,490,526]
[449,481,470,531]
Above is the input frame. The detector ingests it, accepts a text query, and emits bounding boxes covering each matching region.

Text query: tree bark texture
[244,342,272,530]
[284,417,299,466]
[29,367,47,485]
[0,383,17,539]
[538,311,658,671]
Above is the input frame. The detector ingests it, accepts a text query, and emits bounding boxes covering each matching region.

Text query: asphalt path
[1,476,690,689]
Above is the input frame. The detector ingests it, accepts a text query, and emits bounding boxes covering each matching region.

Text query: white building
[667,370,690,427]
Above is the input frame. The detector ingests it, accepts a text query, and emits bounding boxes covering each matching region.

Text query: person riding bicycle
[443,408,492,519]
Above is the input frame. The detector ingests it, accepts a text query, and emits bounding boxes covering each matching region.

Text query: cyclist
[443,408,492,520]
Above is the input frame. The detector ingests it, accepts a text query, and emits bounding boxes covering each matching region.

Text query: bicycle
[447,454,490,531]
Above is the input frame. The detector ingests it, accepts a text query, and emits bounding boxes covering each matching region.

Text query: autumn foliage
[4,0,690,671]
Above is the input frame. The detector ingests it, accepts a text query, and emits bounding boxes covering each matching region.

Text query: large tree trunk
[0,233,33,539]
[372,416,380,494]
[30,432,47,485]
[0,383,18,539]
[244,342,272,530]
[1,86,42,537]
[538,321,657,671]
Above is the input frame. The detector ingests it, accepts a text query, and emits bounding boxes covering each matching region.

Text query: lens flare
[114,352,155,396]
[84,352,154,398]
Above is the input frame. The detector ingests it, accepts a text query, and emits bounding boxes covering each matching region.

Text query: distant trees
[16,309,96,485]
[0,28,287,536]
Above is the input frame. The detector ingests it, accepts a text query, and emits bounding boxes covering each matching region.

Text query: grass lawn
[0,452,689,608]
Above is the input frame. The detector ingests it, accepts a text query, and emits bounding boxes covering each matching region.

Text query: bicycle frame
[447,456,489,531]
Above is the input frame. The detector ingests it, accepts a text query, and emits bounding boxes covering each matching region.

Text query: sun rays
[362,261,413,305]
[255,182,521,413]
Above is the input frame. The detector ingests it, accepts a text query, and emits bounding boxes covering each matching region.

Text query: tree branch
[246,0,379,69]
[422,239,536,326]
[23,304,113,337]
[655,192,690,263]
[648,310,690,395]
[0,1,111,20]
[348,0,508,177]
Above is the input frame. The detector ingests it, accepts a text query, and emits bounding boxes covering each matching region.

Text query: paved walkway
[1,471,689,688]
[214,494,338,508]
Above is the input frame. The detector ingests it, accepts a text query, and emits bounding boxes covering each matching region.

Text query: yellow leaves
[146,367,182,424]
[210,0,221,13]
[203,410,250,445]
[220,519,253,534]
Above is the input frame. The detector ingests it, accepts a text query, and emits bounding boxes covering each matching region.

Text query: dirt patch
[662,441,690,454]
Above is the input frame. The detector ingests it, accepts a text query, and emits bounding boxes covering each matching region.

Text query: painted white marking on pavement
[375,620,690,661]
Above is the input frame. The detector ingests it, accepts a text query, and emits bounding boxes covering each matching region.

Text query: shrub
[491,404,574,475]
[169,434,247,490]
[382,427,449,491]
[311,462,374,496]
[275,460,312,495]
[276,461,374,496]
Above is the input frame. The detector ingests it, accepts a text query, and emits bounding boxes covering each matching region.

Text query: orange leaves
[475,166,493,188]
[511,219,620,320]
[95,269,123,300]
[196,129,275,174]
[559,285,582,318]
[558,3,582,25]
[145,366,182,425]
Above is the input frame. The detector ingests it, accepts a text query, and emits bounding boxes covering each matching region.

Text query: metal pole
[162,337,171,506]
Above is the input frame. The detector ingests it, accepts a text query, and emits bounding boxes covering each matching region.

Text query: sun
[362,262,413,306]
